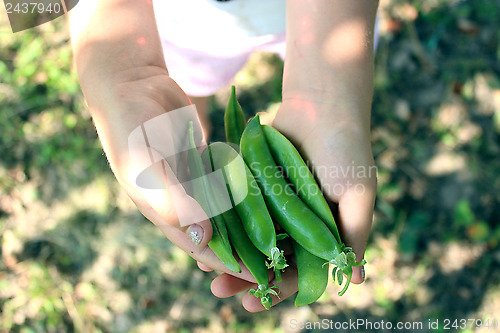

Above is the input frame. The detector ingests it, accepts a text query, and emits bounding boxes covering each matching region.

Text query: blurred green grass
[1,1,500,332]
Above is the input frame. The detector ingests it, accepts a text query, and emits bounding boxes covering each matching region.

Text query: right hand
[90,66,257,280]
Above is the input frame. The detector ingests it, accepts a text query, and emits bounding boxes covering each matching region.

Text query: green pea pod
[292,240,328,307]
[261,124,335,300]
[241,116,364,296]
[240,116,340,260]
[224,208,279,310]
[224,85,246,145]
[202,154,279,310]
[187,122,241,273]
[202,142,288,282]
[262,124,341,243]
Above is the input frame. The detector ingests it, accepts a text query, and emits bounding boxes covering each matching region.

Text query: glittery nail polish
[187,225,203,245]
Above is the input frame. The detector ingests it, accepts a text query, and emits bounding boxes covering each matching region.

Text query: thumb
[256,109,278,126]
[337,186,375,284]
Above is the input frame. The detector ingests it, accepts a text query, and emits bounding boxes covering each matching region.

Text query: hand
[69,0,264,309]
[272,98,376,284]
[90,67,258,282]
[207,99,376,312]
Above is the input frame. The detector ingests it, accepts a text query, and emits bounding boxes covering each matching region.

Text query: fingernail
[187,224,203,246]
[361,266,366,280]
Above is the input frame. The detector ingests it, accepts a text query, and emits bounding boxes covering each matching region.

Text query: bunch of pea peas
[187,86,365,309]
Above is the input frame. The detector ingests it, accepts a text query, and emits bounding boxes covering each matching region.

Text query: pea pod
[240,116,339,260]
[202,142,288,281]
[240,116,364,296]
[187,121,241,273]
[221,204,279,310]
[203,146,279,309]
[224,85,246,145]
[262,124,341,243]
[292,240,328,306]
[262,125,332,303]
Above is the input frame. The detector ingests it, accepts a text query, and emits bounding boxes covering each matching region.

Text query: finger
[257,109,278,126]
[134,192,213,248]
[157,224,256,282]
[242,266,299,312]
[197,262,214,272]
[211,274,255,298]
[184,220,212,248]
[352,265,365,284]
[337,185,375,284]
[156,222,236,274]
[211,264,278,298]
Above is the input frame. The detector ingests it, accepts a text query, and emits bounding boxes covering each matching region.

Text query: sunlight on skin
[68,0,98,42]
[197,262,213,272]
[137,36,147,46]
[298,14,314,45]
[303,99,316,122]
[300,32,314,45]
[70,0,165,84]
[283,1,377,122]
[322,18,372,67]
[287,96,317,123]
[300,16,310,30]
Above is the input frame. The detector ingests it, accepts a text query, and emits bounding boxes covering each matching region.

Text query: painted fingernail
[361,266,366,280]
[187,224,203,246]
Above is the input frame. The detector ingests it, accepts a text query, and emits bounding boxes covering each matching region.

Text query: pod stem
[249,284,280,310]
[330,247,367,296]
[337,270,352,296]
[265,247,288,282]
[274,269,282,283]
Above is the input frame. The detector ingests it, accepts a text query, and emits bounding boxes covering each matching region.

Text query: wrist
[282,0,378,130]
[81,66,180,120]
[272,98,371,151]
[278,92,372,133]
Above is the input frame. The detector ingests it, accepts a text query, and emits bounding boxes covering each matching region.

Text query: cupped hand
[272,98,376,284]
[90,67,257,282]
